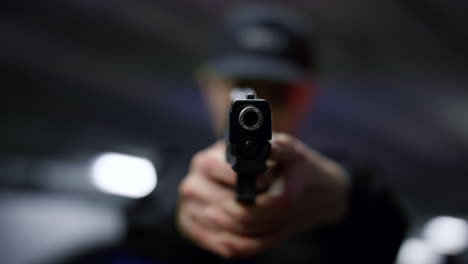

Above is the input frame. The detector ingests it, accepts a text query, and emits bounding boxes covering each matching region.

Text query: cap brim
[205,54,306,82]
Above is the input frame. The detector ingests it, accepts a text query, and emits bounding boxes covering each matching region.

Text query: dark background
[1,0,468,263]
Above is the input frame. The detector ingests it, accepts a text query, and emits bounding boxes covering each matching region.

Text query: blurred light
[423,216,468,255]
[396,238,444,264]
[91,153,157,198]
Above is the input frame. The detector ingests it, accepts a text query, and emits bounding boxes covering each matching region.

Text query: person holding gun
[175,6,407,264]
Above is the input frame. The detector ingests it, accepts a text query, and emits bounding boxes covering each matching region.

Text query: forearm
[314,165,408,263]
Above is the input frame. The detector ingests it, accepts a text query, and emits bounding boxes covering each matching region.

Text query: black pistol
[226,90,272,204]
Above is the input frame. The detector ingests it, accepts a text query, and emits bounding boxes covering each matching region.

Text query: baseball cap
[203,6,315,82]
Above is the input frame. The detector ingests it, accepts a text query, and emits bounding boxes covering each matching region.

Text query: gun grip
[236,173,256,204]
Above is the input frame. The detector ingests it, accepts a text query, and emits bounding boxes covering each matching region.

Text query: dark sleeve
[314,164,408,264]
[123,205,224,264]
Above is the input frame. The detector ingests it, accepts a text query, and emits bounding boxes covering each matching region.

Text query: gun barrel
[239,106,263,131]
[226,90,272,204]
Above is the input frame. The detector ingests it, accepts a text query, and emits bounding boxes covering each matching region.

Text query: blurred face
[199,72,314,137]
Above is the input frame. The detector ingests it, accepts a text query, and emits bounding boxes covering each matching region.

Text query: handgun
[226,89,272,204]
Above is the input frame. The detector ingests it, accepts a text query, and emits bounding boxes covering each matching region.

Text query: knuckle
[191,151,206,169]
[203,152,218,167]
[234,210,254,225]
[205,207,225,227]
[276,132,292,143]
[280,134,300,149]
[179,178,196,198]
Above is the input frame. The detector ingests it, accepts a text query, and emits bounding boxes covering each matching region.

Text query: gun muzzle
[239,106,263,131]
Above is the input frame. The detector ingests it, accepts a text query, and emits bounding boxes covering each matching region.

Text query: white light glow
[91,152,157,198]
[396,238,444,264]
[423,216,468,255]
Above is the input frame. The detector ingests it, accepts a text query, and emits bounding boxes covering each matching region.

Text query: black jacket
[122,160,407,264]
